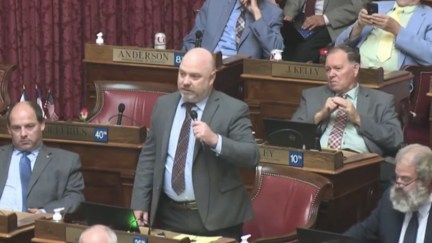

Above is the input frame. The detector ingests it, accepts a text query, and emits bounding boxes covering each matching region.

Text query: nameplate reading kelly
[113,47,184,66]
[271,62,327,80]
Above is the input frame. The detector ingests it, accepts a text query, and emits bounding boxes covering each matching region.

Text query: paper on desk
[174,234,221,243]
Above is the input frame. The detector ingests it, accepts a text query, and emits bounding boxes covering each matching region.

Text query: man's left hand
[28,208,45,214]
[371,14,401,35]
[332,97,361,126]
[302,15,325,30]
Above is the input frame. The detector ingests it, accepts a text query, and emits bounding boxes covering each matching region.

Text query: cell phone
[366,2,378,15]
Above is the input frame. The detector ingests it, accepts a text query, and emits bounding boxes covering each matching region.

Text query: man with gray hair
[79,225,117,243]
[345,144,432,242]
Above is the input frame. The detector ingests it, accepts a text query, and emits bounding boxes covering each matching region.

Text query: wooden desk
[32,219,236,243]
[242,59,413,138]
[241,147,382,232]
[83,44,245,109]
[0,212,48,243]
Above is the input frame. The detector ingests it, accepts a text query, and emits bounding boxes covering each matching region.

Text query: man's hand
[332,97,361,126]
[314,97,339,124]
[192,121,219,148]
[302,15,325,30]
[134,210,149,226]
[240,0,262,20]
[28,208,45,214]
[357,9,374,28]
[371,14,401,36]
[284,15,294,22]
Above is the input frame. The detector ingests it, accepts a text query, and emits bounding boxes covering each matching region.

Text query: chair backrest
[88,81,174,127]
[0,64,16,114]
[402,65,432,125]
[243,163,331,243]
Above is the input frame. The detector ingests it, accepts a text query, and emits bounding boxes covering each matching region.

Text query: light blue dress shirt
[0,148,39,212]
[214,0,242,56]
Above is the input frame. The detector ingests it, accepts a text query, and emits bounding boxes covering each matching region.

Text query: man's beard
[390,182,430,213]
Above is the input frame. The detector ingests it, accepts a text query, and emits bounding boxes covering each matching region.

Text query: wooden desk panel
[84,44,244,110]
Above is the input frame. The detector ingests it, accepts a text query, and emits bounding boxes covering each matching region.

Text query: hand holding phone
[366,3,378,15]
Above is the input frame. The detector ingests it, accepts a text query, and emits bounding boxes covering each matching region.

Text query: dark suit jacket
[291,85,403,156]
[345,189,432,243]
[283,0,368,41]
[131,90,260,231]
[0,144,85,213]
[183,0,284,59]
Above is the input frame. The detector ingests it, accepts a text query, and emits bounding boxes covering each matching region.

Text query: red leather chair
[88,81,174,127]
[401,65,432,146]
[0,64,16,114]
[243,163,331,243]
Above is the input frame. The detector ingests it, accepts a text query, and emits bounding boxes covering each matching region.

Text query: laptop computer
[297,228,360,243]
[81,201,140,233]
[263,118,320,150]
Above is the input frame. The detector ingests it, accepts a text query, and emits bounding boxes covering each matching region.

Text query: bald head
[177,48,216,103]
[79,225,117,243]
[181,47,216,74]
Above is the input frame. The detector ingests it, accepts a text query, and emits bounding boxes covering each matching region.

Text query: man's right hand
[134,210,149,226]
[283,15,294,22]
[314,97,339,124]
[357,9,374,28]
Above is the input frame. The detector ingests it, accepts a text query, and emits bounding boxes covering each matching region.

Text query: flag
[44,89,59,121]
[35,85,46,118]
[19,85,29,102]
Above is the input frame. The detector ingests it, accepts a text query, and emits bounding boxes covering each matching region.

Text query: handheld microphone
[116,103,125,125]
[190,110,198,121]
[195,30,203,48]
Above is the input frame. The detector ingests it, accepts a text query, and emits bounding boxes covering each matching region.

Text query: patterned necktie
[327,94,348,149]
[236,8,246,48]
[172,103,194,195]
[304,0,317,17]
[377,6,403,62]
[19,151,32,211]
[403,211,418,243]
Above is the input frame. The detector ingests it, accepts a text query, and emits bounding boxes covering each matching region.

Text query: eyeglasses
[392,175,418,187]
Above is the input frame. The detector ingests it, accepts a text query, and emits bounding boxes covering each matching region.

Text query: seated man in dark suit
[183,0,284,59]
[345,144,432,242]
[282,0,368,63]
[0,101,84,213]
[291,45,403,187]
[336,0,432,71]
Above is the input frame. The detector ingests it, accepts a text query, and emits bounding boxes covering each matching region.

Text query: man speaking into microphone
[131,48,259,240]
[182,0,284,59]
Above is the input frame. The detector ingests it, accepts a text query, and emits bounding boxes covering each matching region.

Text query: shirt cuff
[211,134,222,155]
[323,14,329,25]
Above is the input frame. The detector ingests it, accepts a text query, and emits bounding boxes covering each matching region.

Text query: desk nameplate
[259,144,344,171]
[271,62,326,81]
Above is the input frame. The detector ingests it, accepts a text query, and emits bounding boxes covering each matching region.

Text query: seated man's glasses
[392,175,418,187]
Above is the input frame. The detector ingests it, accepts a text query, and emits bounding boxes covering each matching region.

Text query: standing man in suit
[282,0,368,63]
[345,143,432,242]
[336,0,432,71]
[182,0,284,59]
[0,101,84,213]
[131,48,259,239]
[291,45,403,187]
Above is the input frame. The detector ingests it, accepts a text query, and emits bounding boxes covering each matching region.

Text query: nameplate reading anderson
[113,47,184,66]
[271,62,327,80]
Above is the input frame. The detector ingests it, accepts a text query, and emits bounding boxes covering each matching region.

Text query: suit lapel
[27,145,52,194]
[214,0,237,46]
[193,90,220,161]
[356,86,370,117]
[160,93,181,162]
[0,145,14,196]
[398,5,427,67]
[424,203,432,242]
